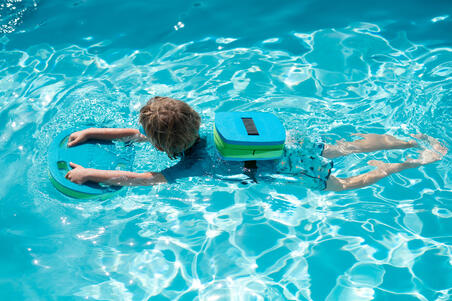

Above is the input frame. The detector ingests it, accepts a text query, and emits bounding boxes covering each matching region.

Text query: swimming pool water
[0,0,451,300]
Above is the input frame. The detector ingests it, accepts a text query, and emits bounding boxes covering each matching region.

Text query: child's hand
[65,162,91,184]
[68,129,91,147]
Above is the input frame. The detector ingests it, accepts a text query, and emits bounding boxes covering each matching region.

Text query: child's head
[139,96,200,159]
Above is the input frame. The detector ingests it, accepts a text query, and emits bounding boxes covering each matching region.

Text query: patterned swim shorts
[275,139,333,190]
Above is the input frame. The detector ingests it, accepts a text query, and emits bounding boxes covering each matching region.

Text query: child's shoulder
[182,135,208,159]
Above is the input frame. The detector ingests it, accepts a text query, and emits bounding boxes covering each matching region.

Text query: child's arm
[65,162,166,186]
[68,128,146,147]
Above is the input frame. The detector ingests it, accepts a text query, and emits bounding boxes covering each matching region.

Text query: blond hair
[139,96,200,159]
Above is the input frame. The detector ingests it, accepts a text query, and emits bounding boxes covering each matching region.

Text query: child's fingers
[69,162,82,169]
[68,133,78,141]
[68,136,81,147]
[67,135,77,146]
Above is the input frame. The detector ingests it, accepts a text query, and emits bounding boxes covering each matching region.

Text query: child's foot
[368,144,445,174]
[405,149,443,165]
[410,133,448,156]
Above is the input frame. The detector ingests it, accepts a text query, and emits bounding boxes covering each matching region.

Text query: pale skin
[323,133,448,191]
[66,129,448,191]
[65,128,167,186]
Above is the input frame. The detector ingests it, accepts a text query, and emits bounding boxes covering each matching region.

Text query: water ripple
[0,0,38,34]
[0,22,450,300]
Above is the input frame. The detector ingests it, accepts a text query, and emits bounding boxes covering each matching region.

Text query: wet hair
[139,96,201,159]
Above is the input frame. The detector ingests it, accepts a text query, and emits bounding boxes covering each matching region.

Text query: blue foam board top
[215,112,286,146]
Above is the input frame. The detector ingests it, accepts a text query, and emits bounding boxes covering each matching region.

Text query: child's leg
[325,148,446,191]
[325,161,420,191]
[322,133,418,159]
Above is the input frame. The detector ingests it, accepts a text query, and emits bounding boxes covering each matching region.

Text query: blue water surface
[0,0,451,300]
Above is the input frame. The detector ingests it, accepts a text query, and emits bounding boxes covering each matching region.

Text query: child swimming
[65,96,448,191]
